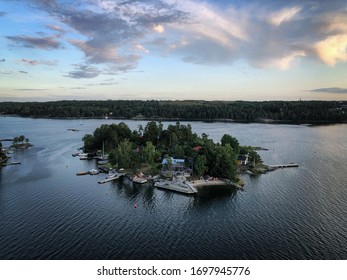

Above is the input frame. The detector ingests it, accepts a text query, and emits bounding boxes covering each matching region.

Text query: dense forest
[83,121,260,181]
[0,100,346,122]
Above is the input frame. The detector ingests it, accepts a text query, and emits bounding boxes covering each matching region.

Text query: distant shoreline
[1,100,346,124]
[1,114,346,125]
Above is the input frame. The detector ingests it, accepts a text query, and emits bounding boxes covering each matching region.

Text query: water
[0,117,346,259]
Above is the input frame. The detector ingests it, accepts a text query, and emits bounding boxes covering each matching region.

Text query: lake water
[0,117,346,260]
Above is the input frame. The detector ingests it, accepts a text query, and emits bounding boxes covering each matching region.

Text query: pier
[267,163,299,170]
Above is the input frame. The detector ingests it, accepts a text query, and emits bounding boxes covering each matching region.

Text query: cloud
[0,70,13,75]
[153,24,165,33]
[269,6,302,26]
[24,0,190,74]
[310,87,347,94]
[14,88,49,91]
[0,58,5,63]
[6,35,63,50]
[46,24,65,34]
[20,58,58,66]
[65,64,101,79]
[0,11,7,17]
[315,34,347,66]
[19,70,28,74]
[18,0,347,73]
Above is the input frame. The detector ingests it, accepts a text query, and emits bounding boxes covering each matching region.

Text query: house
[237,154,249,166]
[161,157,187,177]
[162,157,185,171]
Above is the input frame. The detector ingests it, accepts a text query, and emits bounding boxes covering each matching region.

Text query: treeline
[83,121,258,181]
[0,100,346,122]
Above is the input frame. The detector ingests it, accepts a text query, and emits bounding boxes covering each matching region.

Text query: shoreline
[1,114,346,125]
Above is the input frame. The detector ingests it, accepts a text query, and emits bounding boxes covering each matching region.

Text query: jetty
[98,171,125,184]
[267,163,299,170]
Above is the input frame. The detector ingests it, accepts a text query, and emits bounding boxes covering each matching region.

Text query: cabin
[237,154,249,166]
[161,157,188,177]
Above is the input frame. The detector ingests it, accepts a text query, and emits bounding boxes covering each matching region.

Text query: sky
[0,0,347,102]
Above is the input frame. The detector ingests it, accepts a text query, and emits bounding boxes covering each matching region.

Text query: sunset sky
[1,0,347,101]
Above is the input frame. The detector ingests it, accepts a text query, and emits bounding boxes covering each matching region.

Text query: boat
[8,161,21,165]
[98,169,124,184]
[88,169,100,175]
[79,153,94,160]
[154,178,198,194]
[76,171,89,176]
[132,176,148,184]
[97,159,109,165]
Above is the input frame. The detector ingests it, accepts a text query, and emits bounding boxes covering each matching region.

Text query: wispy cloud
[46,24,65,34]
[20,58,58,66]
[14,88,49,91]
[65,64,101,79]
[19,70,28,74]
[6,35,63,50]
[0,11,6,17]
[0,58,5,63]
[0,70,13,75]
[310,87,347,94]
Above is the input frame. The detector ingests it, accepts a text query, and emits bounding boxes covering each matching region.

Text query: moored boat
[132,176,148,184]
[88,169,100,175]
[98,169,124,184]
[154,178,197,194]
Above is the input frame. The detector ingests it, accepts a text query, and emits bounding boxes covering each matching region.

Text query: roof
[162,157,185,165]
[237,155,249,161]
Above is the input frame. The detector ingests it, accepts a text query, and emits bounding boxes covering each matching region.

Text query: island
[0,135,32,166]
[81,121,265,191]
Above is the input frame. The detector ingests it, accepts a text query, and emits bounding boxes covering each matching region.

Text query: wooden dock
[267,163,299,170]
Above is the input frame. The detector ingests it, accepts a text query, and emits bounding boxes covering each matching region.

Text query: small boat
[97,159,109,165]
[132,176,148,184]
[88,169,100,175]
[8,161,21,165]
[132,172,148,184]
[98,169,124,184]
[76,171,89,176]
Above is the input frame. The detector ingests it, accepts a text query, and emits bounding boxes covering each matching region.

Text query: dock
[267,163,299,170]
[98,173,124,184]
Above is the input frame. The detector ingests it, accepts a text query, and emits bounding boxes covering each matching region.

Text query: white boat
[88,169,99,175]
[97,159,109,165]
[132,176,148,184]
[154,178,197,194]
[98,169,124,184]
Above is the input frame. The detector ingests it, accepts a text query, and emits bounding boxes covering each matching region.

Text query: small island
[0,135,32,166]
[81,121,264,191]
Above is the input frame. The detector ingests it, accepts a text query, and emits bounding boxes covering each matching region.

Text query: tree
[18,135,25,144]
[82,134,95,151]
[109,140,133,169]
[143,141,156,164]
[194,155,207,177]
[211,144,237,180]
[143,121,161,145]
[221,134,240,155]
